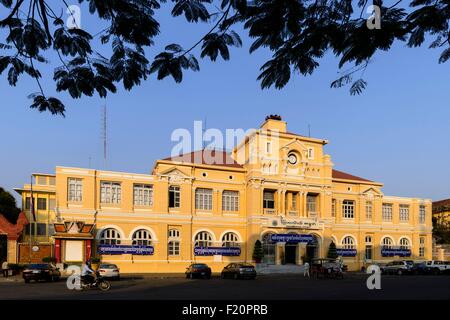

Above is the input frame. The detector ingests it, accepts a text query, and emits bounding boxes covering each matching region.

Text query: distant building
[15,116,433,272]
[433,199,450,224]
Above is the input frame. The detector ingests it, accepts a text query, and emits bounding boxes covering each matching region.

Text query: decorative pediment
[54,220,94,235]
[281,139,308,153]
[362,187,383,198]
[159,168,191,182]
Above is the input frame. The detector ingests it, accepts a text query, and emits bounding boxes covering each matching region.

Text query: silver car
[97,263,120,280]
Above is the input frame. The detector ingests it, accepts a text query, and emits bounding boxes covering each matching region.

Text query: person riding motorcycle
[81,259,96,285]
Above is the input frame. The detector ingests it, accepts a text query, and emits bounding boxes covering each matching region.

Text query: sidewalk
[0,275,22,283]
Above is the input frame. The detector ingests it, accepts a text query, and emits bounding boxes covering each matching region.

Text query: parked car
[97,263,120,280]
[22,263,61,283]
[221,263,257,280]
[185,263,212,279]
[424,261,450,275]
[381,261,413,275]
[410,262,432,275]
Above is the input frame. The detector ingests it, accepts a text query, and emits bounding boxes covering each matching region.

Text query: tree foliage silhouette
[1,0,449,115]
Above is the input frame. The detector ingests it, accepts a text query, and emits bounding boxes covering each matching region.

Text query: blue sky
[1,4,450,203]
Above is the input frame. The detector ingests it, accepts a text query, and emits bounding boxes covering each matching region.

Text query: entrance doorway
[262,233,275,264]
[0,235,7,262]
[285,244,296,264]
[306,235,319,262]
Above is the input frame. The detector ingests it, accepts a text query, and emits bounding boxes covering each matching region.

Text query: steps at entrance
[256,264,305,275]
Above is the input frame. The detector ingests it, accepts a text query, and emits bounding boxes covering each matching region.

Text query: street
[0,274,449,300]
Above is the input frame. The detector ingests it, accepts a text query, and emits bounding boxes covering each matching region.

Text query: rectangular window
[419,237,425,257]
[291,193,297,210]
[49,199,56,210]
[133,184,153,206]
[36,223,46,236]
[419,205,426,224]
[307,195,317,215]
[365,201,373,220]
[382,203,393,221]
[195,188,213,210]
[169,186,181,208]
[266,142,271,154]
[331,199,336,217]
[25,197,32,210]
[36,176,47,185]
[168,241,180,256]
[24,223,34,235]
[399,204,410,222]
[342,200,354,219]
[365,245,373,260]
[37,198,47,210]
[49,177,56,186]
[263,191,275,209]
[100,181,121,204]
[222,190,239,211]
[68,178,83,202]
[307,147,314,159]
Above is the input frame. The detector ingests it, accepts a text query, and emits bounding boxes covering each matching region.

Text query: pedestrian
[2,261,9,278]
[303,262,310,278]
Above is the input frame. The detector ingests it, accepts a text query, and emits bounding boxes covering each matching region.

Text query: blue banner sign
[270,234,314,243]
[336,249,357,257]
[97,244,154,255]
[381,248,411,257]
[194,247,241,256]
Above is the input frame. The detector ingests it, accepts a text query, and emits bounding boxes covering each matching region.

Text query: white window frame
[132,229,152,246]
[399,238,410,250]
[99,228,121,245]
[133,184,153,207]
[382,237,393,249]
[168,229,181,256]
[419,237,425,257]
[365,201,373,220]
[399,205,409,222]
[419,205,426,224]
[100,181,121,204]
[195,188,213,211]
[68,178,82,202]
[382,203,393,221]
[263,190,275,209]
[221,232,240,247]
[342,236,356,249]
[342,200,354,219]
[307,195,317,214]
[194,231,213,248]
[222,190,239,212]
[169,185,181,208]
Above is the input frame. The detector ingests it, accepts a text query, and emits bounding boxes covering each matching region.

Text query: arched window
[382,237,393,249]
[342,236,356,249]
[132,229,152,246]
[99,228,121,245]
[168,229,181,256]
[194,231,213,248]
[221,232,240,247]
[399,238,410,250]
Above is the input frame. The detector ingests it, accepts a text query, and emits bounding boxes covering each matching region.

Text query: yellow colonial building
[15,116,433,272]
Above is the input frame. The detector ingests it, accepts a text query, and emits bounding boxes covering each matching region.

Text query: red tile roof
[162,150,243,168]
[331,169,373,183]
[433,199,450,208]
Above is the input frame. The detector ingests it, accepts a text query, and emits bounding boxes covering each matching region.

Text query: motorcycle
[81,272,111,291]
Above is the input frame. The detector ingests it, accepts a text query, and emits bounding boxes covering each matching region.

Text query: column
[296,243,307,265]
[275,243,284,265]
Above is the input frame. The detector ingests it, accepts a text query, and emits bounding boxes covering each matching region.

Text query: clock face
[288,154,297,165]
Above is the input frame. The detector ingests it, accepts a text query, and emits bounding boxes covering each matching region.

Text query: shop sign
[97,244,154,255]
[194,247,241,256]
[336,248,357,257]
[381,248,411,257]
[269,216,322,230]
[270,234,313,244]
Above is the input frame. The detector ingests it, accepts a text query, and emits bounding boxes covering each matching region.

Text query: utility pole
[101,105,107,169]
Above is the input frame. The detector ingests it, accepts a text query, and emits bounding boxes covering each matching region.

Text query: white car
[424,261,450,274]
[98,263,120,280]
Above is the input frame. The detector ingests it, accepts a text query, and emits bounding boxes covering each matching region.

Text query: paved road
[0,274,449,300]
